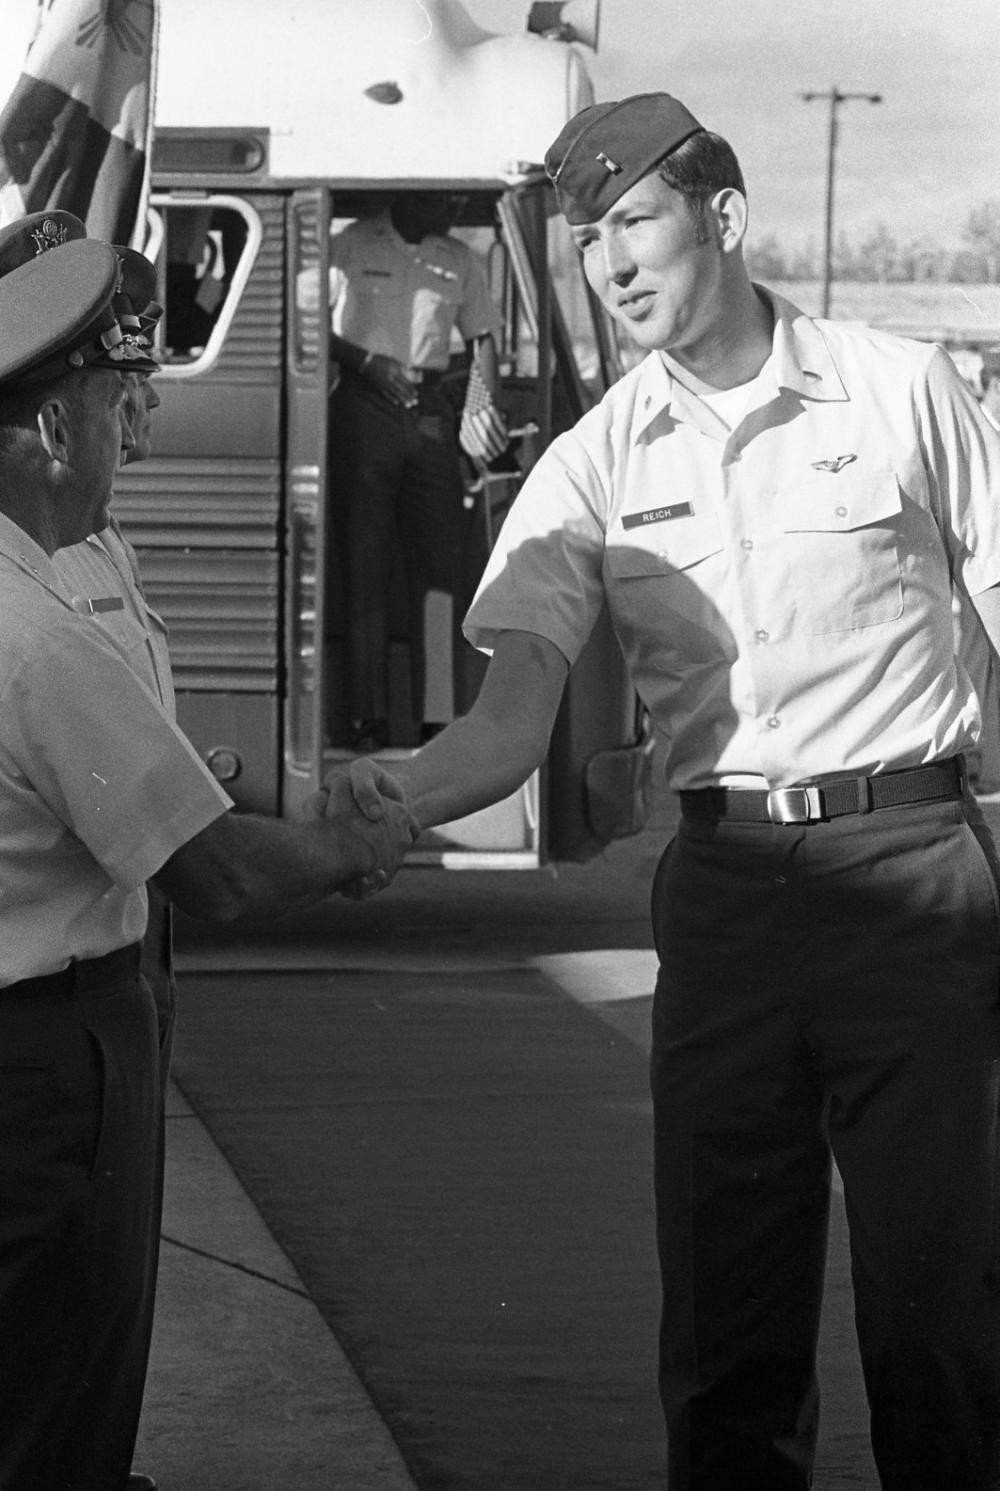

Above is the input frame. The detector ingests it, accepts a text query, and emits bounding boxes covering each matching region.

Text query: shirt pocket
[605,511,724,580]
[604,511,734,665]
[776,466,904,634]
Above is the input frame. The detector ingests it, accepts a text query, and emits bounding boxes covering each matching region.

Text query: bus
[116,0,654,867]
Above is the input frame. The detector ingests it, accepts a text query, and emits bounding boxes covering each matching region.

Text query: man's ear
[708,188,749,254]
[36,397,71,464]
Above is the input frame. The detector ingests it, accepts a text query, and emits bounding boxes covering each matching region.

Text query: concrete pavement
[134,1078,419,1490]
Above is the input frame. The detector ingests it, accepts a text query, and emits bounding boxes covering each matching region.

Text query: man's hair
[0,370,77,458]
[656,130,746,207]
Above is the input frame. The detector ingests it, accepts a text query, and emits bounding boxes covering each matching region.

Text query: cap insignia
[595,152,622,175]
[30,217,70,256]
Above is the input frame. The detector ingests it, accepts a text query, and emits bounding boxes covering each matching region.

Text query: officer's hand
[336,758,419,899]
[349,756,409,817]
[364,352,419,409]
[308,764,418,898]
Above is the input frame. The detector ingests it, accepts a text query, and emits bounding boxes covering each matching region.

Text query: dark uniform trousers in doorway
[328,368,464,731]
[650,789,1000,1491]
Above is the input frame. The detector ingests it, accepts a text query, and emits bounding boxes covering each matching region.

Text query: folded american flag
[460,358,509,465]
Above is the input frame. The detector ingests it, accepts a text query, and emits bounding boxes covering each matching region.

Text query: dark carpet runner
[172,967,666,1490]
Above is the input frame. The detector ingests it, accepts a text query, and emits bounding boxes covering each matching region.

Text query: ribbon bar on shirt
[622,502,693,530]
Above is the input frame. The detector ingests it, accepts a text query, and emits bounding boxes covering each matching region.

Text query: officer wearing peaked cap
[0,209,157,385]
[347,93,1000,1489]
[50,221,173,1491]
[0,211,417,1489]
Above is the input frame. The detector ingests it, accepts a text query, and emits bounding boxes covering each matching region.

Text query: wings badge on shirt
[810,453,858,474]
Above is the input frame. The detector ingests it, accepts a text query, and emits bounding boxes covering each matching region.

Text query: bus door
[503,180,655,862]
[113,187,286,816]
[284,185,332,817]
[319,187,544,868]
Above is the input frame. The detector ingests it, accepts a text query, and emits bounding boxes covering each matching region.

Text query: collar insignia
[811,453,857,474]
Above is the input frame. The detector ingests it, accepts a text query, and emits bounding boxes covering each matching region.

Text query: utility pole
[800,87,882,317]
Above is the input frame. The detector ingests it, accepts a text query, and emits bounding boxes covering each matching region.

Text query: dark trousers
[0,945,161,1491]
[650,794,1000,1490]
[328,373,463,724]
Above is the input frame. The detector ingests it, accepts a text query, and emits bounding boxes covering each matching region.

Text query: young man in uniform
[0,212,416,1491]
[348,94,1000,1490]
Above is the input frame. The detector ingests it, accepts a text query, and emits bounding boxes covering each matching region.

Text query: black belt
[2,943,142,999]
[680,757,965,826]
[343,365,448,387]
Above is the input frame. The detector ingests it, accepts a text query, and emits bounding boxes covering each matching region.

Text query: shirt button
[835,504,848,518]
[767,715,781,729]
[755,629,769,643]
[741,538,754,551]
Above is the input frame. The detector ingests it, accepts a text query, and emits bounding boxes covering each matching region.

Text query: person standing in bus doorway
[326,190,507,752]
[0,211,417,1491]
[347,94,1000,1490]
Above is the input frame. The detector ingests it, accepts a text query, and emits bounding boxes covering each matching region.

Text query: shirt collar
[0,511,75,605]
[629,284,849,443]
[764,286,849,401]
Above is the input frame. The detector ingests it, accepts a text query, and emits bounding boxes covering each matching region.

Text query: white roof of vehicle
[155,0,596,185]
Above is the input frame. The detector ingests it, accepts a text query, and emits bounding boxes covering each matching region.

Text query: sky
[465,0,1000,259]
[0,0,995,262]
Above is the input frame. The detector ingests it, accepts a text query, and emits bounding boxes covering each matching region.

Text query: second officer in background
[325,191,506,751]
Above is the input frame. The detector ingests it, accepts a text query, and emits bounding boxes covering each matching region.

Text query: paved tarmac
[135,773,669,1489]
[134,786,1000,1490]
[135,1076,419,1489]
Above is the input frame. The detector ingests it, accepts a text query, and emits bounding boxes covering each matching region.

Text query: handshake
[305,757,419,897]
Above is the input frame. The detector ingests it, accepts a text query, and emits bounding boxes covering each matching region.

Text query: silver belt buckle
[767,785,822,824]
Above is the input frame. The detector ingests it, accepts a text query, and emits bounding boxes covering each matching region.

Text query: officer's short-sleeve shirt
[328,209,501,370]
[464,290,1000,790]
[0,515,232,985]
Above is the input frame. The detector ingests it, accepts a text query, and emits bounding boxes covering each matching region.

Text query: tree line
[745,200,1000,284]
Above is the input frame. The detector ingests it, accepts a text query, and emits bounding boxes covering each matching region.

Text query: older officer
[350,95,1000,1489]
[0,213,416,1491]
[52,249,173,1491]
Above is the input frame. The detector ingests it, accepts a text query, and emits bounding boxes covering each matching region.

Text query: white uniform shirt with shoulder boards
[328,209,502,371]
[464,288,1000,792]
[0,513,232,986]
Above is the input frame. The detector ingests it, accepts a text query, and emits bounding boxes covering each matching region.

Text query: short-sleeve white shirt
[0,514,232,985]
[329,209,502,370]
[464,289,1000,790]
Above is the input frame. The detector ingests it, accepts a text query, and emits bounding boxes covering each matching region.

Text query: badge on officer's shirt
[71,595,125,614]
[811,453,858,474]
[622,502,693,529]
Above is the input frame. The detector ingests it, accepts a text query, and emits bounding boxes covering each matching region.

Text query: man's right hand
[308,762,419,896]
[364,352,419,409]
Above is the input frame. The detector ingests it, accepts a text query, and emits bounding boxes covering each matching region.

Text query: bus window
[145,197,261,372]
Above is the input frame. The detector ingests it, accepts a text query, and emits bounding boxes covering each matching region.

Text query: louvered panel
[208,192,284,379]
[136,548,279,692]
[114,458,280,548]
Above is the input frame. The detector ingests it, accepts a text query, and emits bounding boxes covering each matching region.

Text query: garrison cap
[544,92,704,225]
[0,210,157,388]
